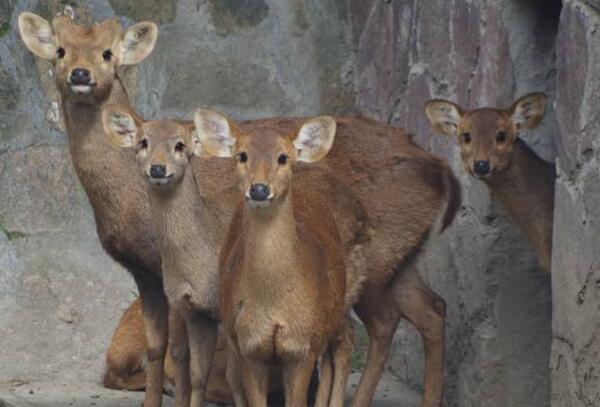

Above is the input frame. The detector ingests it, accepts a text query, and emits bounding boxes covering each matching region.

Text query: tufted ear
[121,22,158,65]
[425,99,464,136]
[510,92,547,130]
[293,116,337,163]
[18,12,55,60]
[102,105,142,148]
[193,109,236,158]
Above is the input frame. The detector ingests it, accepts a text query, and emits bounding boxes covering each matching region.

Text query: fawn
[21,12,460,405]
[17,12,176,407]
[425,93,554,272]
[196,110,354,406]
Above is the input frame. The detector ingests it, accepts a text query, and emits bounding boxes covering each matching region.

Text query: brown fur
[425,93,554,272]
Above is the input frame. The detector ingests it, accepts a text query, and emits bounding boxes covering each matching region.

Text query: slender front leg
[226,348,248,407]
[136,276,169,407]
[185,311,218,407]
[351,288,400,407]
[239,357,269,407]
[283,357,318,407]
[392,268,445,407]
[314,349,333,407]
[169,309,191,407]
[329,319,354,407]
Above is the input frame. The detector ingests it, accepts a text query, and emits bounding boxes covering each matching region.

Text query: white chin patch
[71,85,93,94]
[148,177,173,186]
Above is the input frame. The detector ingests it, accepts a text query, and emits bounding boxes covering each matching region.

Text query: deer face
[18,12,157,101]
[102,106,203,190]
[194,110,336,209]
[425,93,546,179]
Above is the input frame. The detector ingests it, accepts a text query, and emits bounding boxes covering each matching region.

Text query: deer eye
[278,154,288,165]
[496,131,507,144]
[461,132,471,144]
[139,139,148,149]
[56,47,66,59]
[237,152,248,163]
[102,49,113,62]
[175,142,185,152]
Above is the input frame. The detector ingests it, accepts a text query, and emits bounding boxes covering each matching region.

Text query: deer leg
[136,276,169,407]
[169,309,191,407]
[283,357,318,407]
[392,268,446,407]
[226,349,247,407]
[314,348,333,407]
[185,311,218,407]
[351,288,400,407]
[238,358,269,407]
[328,318,354,407]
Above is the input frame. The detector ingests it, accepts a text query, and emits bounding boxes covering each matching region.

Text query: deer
[196,110,355,407]
[21,11,460,407]
[103,298,232,404]
[425,93,554,273]
[17,12,179,407]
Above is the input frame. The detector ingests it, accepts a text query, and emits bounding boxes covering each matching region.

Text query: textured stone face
[0,0,353,384]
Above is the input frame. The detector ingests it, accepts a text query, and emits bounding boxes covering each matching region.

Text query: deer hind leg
[328,318,354,407]
[283,357,319,407]
[392,267,446,407]
[239,358,269,407]
[226,349,247,407]
[314,349,333,407]
[168,309,191,407]
[135,276,169,407]
[184,311,218,407]
[350,289,400,407]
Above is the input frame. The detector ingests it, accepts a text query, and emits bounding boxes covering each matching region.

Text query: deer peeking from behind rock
[425,93,555,272]
[195,110,354,407]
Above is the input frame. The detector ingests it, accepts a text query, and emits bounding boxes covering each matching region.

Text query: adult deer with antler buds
[196,110,354,407]
[425,93,555,272]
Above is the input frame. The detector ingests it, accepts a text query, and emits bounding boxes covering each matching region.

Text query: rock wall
[0,0,354,384]
[350,1,559,406]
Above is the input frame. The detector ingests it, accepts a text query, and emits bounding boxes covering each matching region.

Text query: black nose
[249,183,271,201]
[70,68,91,85]
[150,164,167,179]
[473,160,491,176]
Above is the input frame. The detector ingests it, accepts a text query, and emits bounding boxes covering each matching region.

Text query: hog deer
[21,11,460,406]
[17,13,176,407]
[196,110,354,407]
[425,93,554,272]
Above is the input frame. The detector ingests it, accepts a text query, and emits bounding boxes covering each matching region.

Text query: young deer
[104,298,232,403]
[17,13,176,407]
[195,110,354,407]
[425,93,554,272]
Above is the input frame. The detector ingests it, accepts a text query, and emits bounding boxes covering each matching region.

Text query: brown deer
[425,93,554,273]
[196,110,354,407]
[17,12,176,407]
[104,298,232,403]
[21,11,460,406]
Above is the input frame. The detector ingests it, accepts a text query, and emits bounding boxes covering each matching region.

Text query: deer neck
[241,190,301,294]
[485,138,555,268]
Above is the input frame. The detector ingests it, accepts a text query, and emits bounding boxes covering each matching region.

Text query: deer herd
[17,10,554,407]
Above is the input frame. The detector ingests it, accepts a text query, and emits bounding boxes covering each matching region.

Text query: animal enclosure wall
[0,1,598,407]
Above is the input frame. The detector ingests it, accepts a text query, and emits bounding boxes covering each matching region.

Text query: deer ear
[425,99,464,136]
[510,93,547,130]
[187,127,210,158]
[102,105,140,148]
[293,116,337,163]
[194,109,236,158]
[18,12,55,60]
[121,22,158,65]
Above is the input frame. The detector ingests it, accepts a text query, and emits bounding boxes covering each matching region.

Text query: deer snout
[248,183,271,202]
[473,160,491,177]
[70,68,92,85]
[150,164,167,179]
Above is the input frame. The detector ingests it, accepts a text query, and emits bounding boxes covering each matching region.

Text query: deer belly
[233,309,312,365]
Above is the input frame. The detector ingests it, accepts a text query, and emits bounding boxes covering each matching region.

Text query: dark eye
[139,139,148,149]
[102,49,113,62]
[496,131,507,144]
[56,47,65,59]
[237,152,248,163]
[278,154,288,165]
[461,132,471,144]
[175,142,185,152]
